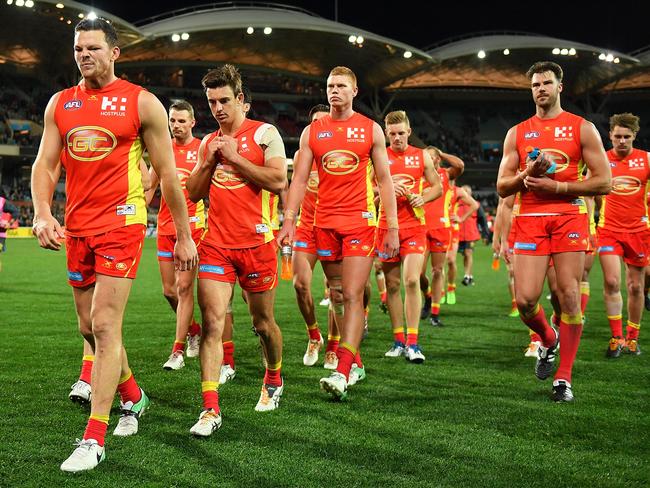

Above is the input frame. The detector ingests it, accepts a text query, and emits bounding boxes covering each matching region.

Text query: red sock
[580,282,590,314]
[307,323,322,341]
[201,381,220,412]
[336,344,356,380]
[117,371,142,405]
[222,340,235,368]
[431,303,440,316]
[264,362,282,387]
[172,340,185,354]
[521,305,555,348]
[392,328,406,344]
[353,350,364,368]
[626,321,640,341]
[607,315,623,338]
[189,320,201,337]
[447,284,456,292]
[380,291,387,303]
[510,299,517,311]
[406,328,418,346]
[555,315,583,384]
[326,336,340,353]
[79,356,94,384]
[83,416,109,446]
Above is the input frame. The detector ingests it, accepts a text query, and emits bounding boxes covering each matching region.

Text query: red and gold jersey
[450,186,460,231]
[514,111,587,216]
[297,162,319,231]
[378,145,425,229]
[423,169,452,230]
[203,119,279,248]
[459,201,481,241]
[599,148,650,232]
[157,137,205,235]
[309,113,376,230]
[55,79,146,236]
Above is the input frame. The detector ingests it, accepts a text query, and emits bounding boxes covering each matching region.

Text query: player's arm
[492,198,505,254]
[421,149,442,204]
[455,187,480,223]
[31,92,65,250]
[440,150,464,180]
[187,135,216,202]
[276,127,312,245]
[496,127,528,197]
[218,126,286,194]
[371,122,399,256]
[139,158,152,191]
[144,165,160,206]
[139,91,197,271]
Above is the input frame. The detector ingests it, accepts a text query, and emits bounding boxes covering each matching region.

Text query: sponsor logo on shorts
[115,263,128,271]
[117,204,137,216]
[317,249,332,257]
[64,99,82,111]
[317,131,333,139]
[294,241,308,248]
[376,251,390,259]
[514,242,537,251]
[524,131,540,139]
[66,126,117,161]
[68,271,83,282]
[157,251,173,258]
[199,264,225,274]
[322,150,359,175]
[598,246,615,252]
[612,175,642,195]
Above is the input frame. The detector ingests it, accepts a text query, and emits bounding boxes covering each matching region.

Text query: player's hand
[205,138,222,166]
[527,155,551,177]
[173,235,198,272]
[500,241,512,264]
[214,134,239,162]
[450,214,460,223]
[32,214,64,251]
[492,237,501,255]
[276,219,295,248]
[392,180,408,197]
[408,194,424,208]
[523,175,556,193]
[382,228,400,258]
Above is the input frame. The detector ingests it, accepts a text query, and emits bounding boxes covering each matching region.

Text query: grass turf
[0,239,648,487]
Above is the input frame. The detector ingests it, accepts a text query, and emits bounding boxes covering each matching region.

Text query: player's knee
[252,317,275,336]
[176,280,194,298]
[604,275,620,293]
[516,297,537,313]
[163,288,177,303]
[293,276,310,297]
[627,280,643,296]
[404,274,420,290]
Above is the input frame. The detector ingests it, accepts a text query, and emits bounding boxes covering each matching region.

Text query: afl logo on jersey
[64,99,82,111]
[66,126,117,161]
[393,173,416,190]
[322,150,359,175]
[307,171,319,193]
[524,131,540,139]
[611,175,642,195]
[317,131,333,140]
[212,169,247,190]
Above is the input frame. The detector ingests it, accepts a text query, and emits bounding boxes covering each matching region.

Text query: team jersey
[157,137,205,236]
[378,145,426,229]
[423,168,452,230]
[598,147,650,232]
[55,78,146,236]
[514,111,587,216]
[450,186,460,232]
[202,118,282,249]
[297,162,319,231]
[459,201,481,241]
[309,112,376,230]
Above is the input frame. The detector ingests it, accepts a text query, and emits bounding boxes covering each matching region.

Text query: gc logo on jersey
[66,126,117,161]
[322,150,359,175]
[177,168,192,189]
[212,168,248,189]
[393,173,416,190]
[611,175,642,195]
[537,148,571,173]
[307,171,319,193]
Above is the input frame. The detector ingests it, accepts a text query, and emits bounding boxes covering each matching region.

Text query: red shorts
[66,224,146,287]
[198,240,278,292]
[157,228,205,262]
[293,226,317,255]
[597,227,650,267]
[375,226,426,262]
[426,227,451,253]
[513,214,589,255]
[314,226,375,261]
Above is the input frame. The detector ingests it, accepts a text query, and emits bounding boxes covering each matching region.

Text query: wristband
[284,209,296,220]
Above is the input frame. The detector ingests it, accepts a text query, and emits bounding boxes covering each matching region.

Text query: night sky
[89,0,649,55]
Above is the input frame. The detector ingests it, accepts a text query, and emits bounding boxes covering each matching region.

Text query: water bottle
[525,146,556,174]
[280,245,293,280]
[491,252,500,271]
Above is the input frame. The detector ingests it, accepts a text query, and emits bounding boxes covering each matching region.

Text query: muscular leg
[383,260,403,336]
[445,245,458,302]
[403,252,425,344]
[581,253,594,315]
[625,264,645,340]
[430,251,446,320]
[600,254,624,338]
[159,261,179,312]
[292,251,319,329]
[248,288,283,385]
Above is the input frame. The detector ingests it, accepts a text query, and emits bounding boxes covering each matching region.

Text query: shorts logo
[408,240,417,246]
[598,246,615,252]
[64,99,82,111]
[263,276,272,283]
[524,131,540,139]
[317,131,333,139]
[294,241,308,248]
[117,204,137,216]
[350,239,361,245]
[514,242,537,251]
[157,251,173,258]
[567,232,580,239]
[376,251,390,259]
[102,261,112,269]
[68,271,83,282]
[322,150,359,175]
[199,264,225,275]
[247,272,260,279]
[317,249,332,257]
[362,245,370,251]
[611,175,642,195]
[66,126,117,162]
[115,262,128,271]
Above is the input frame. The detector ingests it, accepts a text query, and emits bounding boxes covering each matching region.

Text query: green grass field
[0,239,648,487]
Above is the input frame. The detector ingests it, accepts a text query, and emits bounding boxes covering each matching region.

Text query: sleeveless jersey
[423,169,452,230]
[203,118,277,249]
[599,148,650,232]
[378,145,425,229]
[459,201,481,241]
[297,162,319,231]
[55,78,146,236]
[450,186,460,232]
[157,137,205,235]
[514,111,587,216]
[309,113,376,230]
